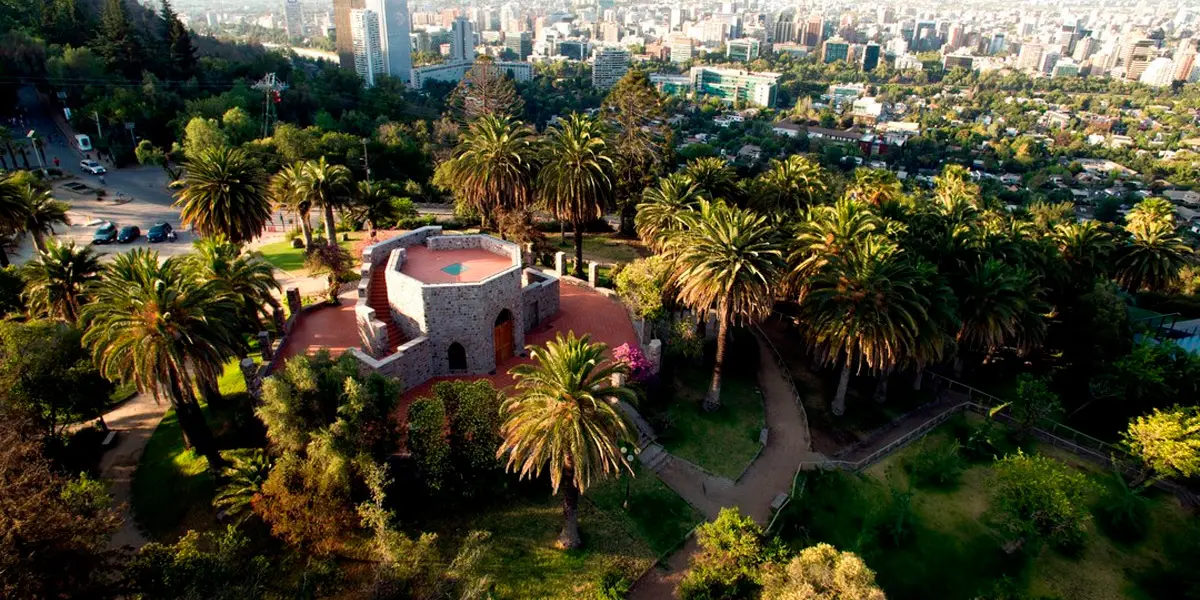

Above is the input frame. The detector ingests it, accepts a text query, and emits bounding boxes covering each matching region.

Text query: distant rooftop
[400,244,514,284]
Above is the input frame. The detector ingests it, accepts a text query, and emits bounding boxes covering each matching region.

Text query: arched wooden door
[494,310,514,368]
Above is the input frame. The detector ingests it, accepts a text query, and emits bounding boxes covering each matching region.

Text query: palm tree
[174,146,270,244]
[269,163,314,250]
[83,249,241,469]
[1124,198,1176,231]
[436,114,539,229]
[752,155,828,215]
[16,184,70,252]
[22,240,102,322]
[846,168,903,210]
[800,238,929,415]
[296,157,354,248]
[787,197,883,297]
[1051,220,1113,292]
[1115,218,1193,293]
[538,113,615,279]
[351,180,398,237]
[0,174,33,267]
[670,200,784,410]
[680,156,740,202]
[635,173,702,251]
[214,449,273,526]
[500,332,636,549]
[187,235,283,332]
[955,259,1045,370]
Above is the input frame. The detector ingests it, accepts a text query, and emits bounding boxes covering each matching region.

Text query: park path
[628,331,821,599]
[95,393,169,549]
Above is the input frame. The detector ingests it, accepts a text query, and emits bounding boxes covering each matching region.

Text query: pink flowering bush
[613,343,653,382]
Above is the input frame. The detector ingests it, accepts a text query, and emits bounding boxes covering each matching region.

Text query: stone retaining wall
[347,336,433,392]
[521,268,559,332]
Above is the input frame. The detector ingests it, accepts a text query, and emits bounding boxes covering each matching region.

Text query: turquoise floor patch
[441,262,467,276]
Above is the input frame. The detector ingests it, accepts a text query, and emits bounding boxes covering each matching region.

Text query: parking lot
[50,180,195,260]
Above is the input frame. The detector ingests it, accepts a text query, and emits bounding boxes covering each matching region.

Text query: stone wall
[347,336,433,393]
[426,234,522,265]
[354,304,390,357]
[423,267,526,376]
[384,248,427,340]
[521,268,560,332]
[361,226,442,267]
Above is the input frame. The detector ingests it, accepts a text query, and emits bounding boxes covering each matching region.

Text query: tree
[83,250,241,469]
[14,184,69,252]
[1008,373,1062,434]
[787,197,884,297]
[213,449,272,526]
[614,255,673,322]
[22,240,100,323]
[127,526,272,599]
[434,114,538,229]
[991,450,1092,551]
[93,0,143,78]
[0,173,33,267]
[135,140,183,180]
[175,146,271,244]
[304,243,354,304]
[538,113,615,279]
[407,396,451,490]
[297,156,353,247]
[186,236,282,332]
[1115,218,1192,293]
[499,332,636,549]
[761,544,886,600]
[448,56,524,122]
[160,0,196,79]
[1123,407,1200,487]
[602,69,670,235]
[955,259,1045,365]
[268,163,313,249]
[753,154,829,215]
[681,156,740,202]
[351,180,398,235]
[677,507,765,600]
[0,415,121,599]
[635,173,702,251]
[182,116,228,160]
[846,167,903,209]
[1051,221,1112,291]
[670,200,784,410]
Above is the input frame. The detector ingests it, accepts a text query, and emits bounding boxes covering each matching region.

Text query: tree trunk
[619,203,635,237]
[874,366,892,403]
[32,230,46,253]
[0,245,10,268]
[912,367,924,391]
[299,211,314,250]
[833,355,851,416]
[560,220,566,245]
[953,356,964,378]
[168,369,224,471]
[704,303,730,411]
[557,466,583,549]
[323,204,337,247]
[573,221,585,279]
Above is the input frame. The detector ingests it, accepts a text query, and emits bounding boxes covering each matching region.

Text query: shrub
[991,450,1093,553]
[613,343,653,382]
[1094,471,1150,543]
[907,439,965,488]
[595,571,632,600]
[665,319,704,362]
[761,543,886,600]
[678,508,764,600]
[876,485,916,548]
[407,397,450,491]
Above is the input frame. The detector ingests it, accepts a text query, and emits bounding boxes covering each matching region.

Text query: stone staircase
[368,268,404,353]
[638,443,671,474]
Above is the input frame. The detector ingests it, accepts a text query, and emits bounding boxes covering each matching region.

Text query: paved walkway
[94,393,170,549]
[628,331,820,599]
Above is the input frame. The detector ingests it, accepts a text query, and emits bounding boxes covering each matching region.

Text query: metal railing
[753,324,813,452]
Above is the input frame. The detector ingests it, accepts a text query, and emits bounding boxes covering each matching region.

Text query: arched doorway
[448,342,467,371]
[493,309,514,368]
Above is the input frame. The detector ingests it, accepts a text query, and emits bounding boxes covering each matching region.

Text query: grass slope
[659,362,764,480]
[258,234,358,275]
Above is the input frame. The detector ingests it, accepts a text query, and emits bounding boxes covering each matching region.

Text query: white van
[74,134,92,152]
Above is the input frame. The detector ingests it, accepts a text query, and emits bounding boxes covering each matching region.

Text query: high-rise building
[943,51,974,70]
[1121,38,1158,81]
[334,0,367,69]
[450,16,474,62]
[1016,43,1044,71]
[988,33,1006,55]
[667,33,694,63]
[411,30,430,53]
[1039,50,1061,74]
[822,38,849,63]
[912,21,938,51]
[670,7,683,31]
[592,47,629,89]
[284,0,305,38]
[600,21,620,44]
[689,66,781,107]
[861,43,880,71]
[946,23,964,51]
[878,6,895,25]
[1072,36,1098,62]
[1139,57,1175,87]
[726,38,761,62]
[772,13,794,43]
[350,9,385,86]
[504,31,532,59]
[803,16,823,47]
[363,0,411,82]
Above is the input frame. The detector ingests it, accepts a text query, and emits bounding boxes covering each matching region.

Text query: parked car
[80,159,106,175]
[92,222,117,244]
[117,225,140,243]
[74,134,92,152]
[147,222,173,243]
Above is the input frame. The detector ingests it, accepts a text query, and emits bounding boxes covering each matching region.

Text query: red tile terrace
[400,244,514,284]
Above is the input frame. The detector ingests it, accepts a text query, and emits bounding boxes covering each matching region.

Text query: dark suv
[117,225,141,243]
[147,222,173,243]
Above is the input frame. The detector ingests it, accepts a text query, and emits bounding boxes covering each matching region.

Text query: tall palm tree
[787,197,884,297]
[174,146,271,244]
[269,163,313,250]
[187,235,283,333]
[0,174,33,267]
[351,180,398,237]
[436,114,539,230]
[955,259,1045,370]
[1124,198,1176,231]
[846,168,903,210]
[670,200,784,410]
[1115,218,1193,293]
[22,240,102,322]
[296,157,354,248]
[752,155,828,215]
[680,156,740,202]
[1051,220,1113,292]
[538,113,615,278]
[16,184,70,253]
[800,238,929,415]
[500,332,636,549]
[83,249,241,470]
[635,173,702,251]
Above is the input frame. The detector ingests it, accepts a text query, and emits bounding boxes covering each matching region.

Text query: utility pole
[361,138,371,183]
[93,111,102,141]
[252,73,288,138]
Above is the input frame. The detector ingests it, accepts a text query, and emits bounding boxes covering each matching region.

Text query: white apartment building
[350,9,386,87]
[364,0,412,82]
[592,47,630,89]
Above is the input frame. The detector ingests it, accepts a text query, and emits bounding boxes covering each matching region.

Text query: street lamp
[621,445,638,509]
[25,130,45,171]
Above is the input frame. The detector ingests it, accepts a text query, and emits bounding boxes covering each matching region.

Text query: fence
[752,325,812,452]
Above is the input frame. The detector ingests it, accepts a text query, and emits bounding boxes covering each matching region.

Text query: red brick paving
[275,291,362,362]
[401,245,513,284]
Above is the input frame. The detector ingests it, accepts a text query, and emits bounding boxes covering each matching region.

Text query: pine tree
[94,0,144,79]
[160,0,196,80]
[601,69,671,235]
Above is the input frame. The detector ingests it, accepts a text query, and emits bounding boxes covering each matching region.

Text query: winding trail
[95,393,169,549]
[628,331,821,598]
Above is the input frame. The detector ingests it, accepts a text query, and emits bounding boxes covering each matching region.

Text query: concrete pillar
[588,262,599,288]
[647,339,663,375]
[240,358,261,399]
[369,319,390,356]
[285,287,302,317]
[555,251,566,276]
[257,331,273,362]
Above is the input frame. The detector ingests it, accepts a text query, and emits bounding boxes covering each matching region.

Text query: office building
[504,31,532,59]
[669,7,683,31]
[649,73,692,96]
[667,33,695,63]
[726,38,761,62]
[1121,38,1158,81]
[334,0,367,69]
[912,21,938,51]
[363,0,412,82]
[894,53,923,70]
[411,59,531,88]
[689,67,781,107]
[350,9,385,86]
[861,43,880,71]
[450,16,474,62]
[988,33,1006,55]
[943,51,974,70]
[1073,36,1098,62]
[822,38,849,63]
[284,0,305,38]
[592,47,629,89]
[772,13,795,43]
[1052,59,1080,77]
[411,30,430,53]
[1016,43,1043,71]
[803,16,823,47]
[1139,57,1175,87]
[556,39,587,60]
[1038,51,1060,74]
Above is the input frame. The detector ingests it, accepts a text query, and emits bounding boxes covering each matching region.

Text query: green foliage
[907,439,965,488]
[213,449,272,527]
[0,265,24,317]
[665,318,704,361]
[990,450,1094,552]
[678,507,765,600]
[595,571,632,600]
[760,543,886,600]
[128,526,272,600]
[1009,374,1062,433]
[437,380,503,478]
[1122,406,1200,485]
[407,396,450,491]
[1093,469,1150,543]
[615,256,672,321]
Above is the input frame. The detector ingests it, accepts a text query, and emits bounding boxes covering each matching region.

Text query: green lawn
[588,462,702,555]
[553,234,646,265]
[658,362,764,480]
[778,421,1192,600]
[258,233,359,274]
